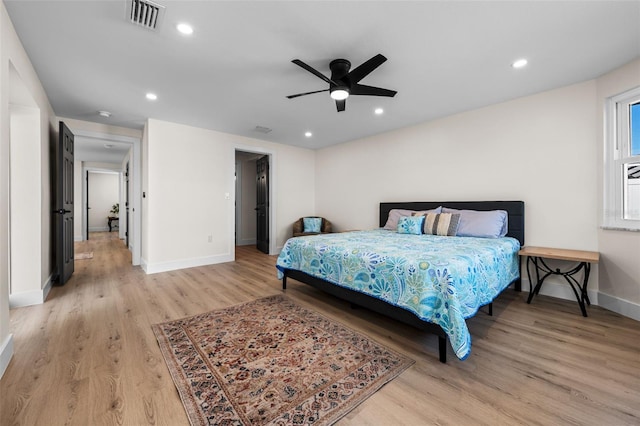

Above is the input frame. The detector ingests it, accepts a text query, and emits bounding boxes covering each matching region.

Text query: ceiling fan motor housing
[329,59,352,99]
[329,59,351,83]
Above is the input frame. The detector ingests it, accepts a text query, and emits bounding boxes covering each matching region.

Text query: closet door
[256,155,269,254]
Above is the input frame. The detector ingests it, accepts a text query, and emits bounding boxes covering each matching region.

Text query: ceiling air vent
[254,126,273,134]
[126,0,165,31]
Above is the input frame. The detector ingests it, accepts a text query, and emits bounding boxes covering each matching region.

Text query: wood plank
[1,232,638,425]
[519,246,600,263]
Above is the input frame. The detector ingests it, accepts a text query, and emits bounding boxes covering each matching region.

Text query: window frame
[603,86,640,231]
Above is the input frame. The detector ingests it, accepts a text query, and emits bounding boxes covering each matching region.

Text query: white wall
[596,58,640,318]
[0,1,57,377]
[316,80,599,300]
[9,106,41,299]
[0,8,9,375]
[142,119,315,273]
[88,172,119,232]
[141,122,149,263]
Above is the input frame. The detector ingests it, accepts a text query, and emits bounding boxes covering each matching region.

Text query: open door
[125,162,130,247]
[54,121,74,285]
[85,170,90,240]
[256,155,269,254]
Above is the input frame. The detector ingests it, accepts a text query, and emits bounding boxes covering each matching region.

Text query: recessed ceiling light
[374,108,384,115]
[305,131,312,138]
[512,58,528,69]
[98,110,111,118]
[176,23,193,35]
[146,92,158,101]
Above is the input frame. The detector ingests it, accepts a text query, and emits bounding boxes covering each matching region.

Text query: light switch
[224,193,230,200]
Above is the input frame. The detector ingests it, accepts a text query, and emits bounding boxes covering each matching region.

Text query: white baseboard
[236,239,256,246]
[598,292,640,321]
[522,277,640,321]
[9,275,53,308]
[0,334,14,379]
[42,274,53,302]
[142,253,234,274]
[74,235,84,242]
[523,278,599,305]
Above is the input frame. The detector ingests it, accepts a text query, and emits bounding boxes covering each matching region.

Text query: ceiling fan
[287,54,397,112]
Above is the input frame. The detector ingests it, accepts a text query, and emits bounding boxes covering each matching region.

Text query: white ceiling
[5,1,640,150]
[74,134,132,163]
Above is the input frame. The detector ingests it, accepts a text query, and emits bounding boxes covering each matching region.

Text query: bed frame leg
[488,302,493,316]
[438,336,447,363]
[282,275,287,290]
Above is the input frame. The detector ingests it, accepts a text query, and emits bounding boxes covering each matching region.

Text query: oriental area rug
[152,295,414,426]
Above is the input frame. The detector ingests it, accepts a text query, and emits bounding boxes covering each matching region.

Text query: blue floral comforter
[276,230,520,360]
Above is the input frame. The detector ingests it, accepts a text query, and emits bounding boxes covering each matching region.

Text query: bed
[276,201,525,363]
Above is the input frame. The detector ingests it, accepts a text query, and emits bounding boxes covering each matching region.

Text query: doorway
[86,170,120,237]
[7,61,44,303]
[74,131,141,265]
[234,150,272,254]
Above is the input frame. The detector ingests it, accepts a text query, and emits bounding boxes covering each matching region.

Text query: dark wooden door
[85,171,90,240]
[256,155,269,254]
[54,122,75,285]
[125,162,130,247]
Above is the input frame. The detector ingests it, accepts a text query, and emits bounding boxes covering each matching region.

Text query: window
[604,87,640,229]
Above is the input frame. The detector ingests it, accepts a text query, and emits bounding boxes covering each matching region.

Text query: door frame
[231,145,277,256]
[74,130,142,265]
[83,168,121,236]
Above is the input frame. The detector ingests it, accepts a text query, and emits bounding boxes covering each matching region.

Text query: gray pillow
[383,207,442,230]
[383,209,415,230]
[441,208,508,238]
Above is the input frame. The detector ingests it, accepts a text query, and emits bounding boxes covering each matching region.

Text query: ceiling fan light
[330,87,350,100]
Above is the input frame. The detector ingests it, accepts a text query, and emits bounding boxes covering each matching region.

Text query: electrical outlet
[207,235,212,243]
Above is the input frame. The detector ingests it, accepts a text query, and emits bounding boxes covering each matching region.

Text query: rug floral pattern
[152,295,414,426]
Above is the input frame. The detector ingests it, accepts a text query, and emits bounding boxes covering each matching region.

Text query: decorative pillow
[441,208,508,238]
[423,213,461,236]
[383,209,415,230]
[397,216,425,235]
[303,217,322,233]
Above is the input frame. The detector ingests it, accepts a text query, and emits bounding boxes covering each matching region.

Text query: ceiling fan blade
[348,54,387,84]
[336,99,346,112]
[351,84,397,97]
[286,89,329,99]
[292,59,338,86]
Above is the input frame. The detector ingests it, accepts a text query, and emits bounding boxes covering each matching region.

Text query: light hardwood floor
[2,233,639,425]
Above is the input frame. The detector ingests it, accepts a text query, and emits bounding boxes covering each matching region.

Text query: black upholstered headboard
[379,201,525,246]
